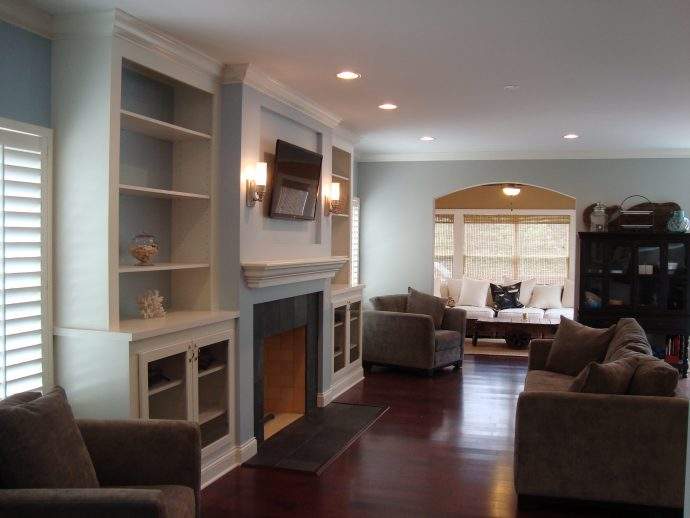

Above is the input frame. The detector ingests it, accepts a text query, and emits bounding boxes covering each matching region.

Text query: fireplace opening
[262,326,306,439]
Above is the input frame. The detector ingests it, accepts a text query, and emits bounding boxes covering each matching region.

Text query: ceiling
[29,0,690,160]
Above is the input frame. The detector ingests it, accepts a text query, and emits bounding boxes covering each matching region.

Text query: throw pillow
[490,282,524,311]
[458,277,490,308]
[561,279,575,308]
[445,278,463,302]
[407,287,447,327]
[628,356,679,396]
[604,318,653,362]
[569,357,639,394]
[545,317,616,376]
[503,276,536,306]
[530,284,563,309]
[0,387,99,489]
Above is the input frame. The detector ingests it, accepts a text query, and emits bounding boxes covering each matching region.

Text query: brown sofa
[363,294,466,375]
[515,332,688,511]
[0,408,200,518]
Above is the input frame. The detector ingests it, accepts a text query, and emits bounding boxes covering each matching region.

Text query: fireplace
[253,293,320,444]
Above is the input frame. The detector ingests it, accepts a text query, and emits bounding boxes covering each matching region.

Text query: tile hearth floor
[202,356,688,517]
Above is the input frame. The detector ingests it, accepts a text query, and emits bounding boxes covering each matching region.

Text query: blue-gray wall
[0,21,51,127]
[357,158,690,301]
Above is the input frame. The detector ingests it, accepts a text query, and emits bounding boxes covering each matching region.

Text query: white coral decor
[137,289,166,319]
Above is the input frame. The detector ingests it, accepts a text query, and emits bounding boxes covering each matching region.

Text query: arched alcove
[435,183,576,210]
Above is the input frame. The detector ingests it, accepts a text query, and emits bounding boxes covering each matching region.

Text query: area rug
[243,402,388,475]
[465,339,529,358]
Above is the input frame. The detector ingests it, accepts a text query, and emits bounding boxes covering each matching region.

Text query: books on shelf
[664,335,683,365]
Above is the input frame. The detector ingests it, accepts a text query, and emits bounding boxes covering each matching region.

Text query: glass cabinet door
[334,305,346,373]
[584,241,606,274]
[637,245,661,308]
[195,339,229,448]
[349,301,361,363]
[668,242,687,310]
[139,341,192,421]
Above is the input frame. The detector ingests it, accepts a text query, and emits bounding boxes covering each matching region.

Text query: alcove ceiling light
[420,136,435,141]
[378,103,398,110]
[336,70,360,80]
[563,133,579,140]
[502,184,522,196]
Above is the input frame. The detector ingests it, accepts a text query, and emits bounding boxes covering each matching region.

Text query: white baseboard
[317,366,364,407]
[201,437,257,489]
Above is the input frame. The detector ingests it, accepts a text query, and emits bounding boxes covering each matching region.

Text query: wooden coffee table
[471,316,560,349]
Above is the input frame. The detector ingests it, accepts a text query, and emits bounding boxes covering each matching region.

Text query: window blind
[351,197,360,286]
[0,124,49,398]
[463,214,570,285]
[434,214,454,279]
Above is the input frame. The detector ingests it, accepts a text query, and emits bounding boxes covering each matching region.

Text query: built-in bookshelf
[331,146,352,286]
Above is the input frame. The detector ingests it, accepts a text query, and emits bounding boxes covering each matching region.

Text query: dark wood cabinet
[578,232,689,377]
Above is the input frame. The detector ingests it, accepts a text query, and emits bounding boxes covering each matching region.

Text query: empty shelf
[119,184,210,200]
[121,110,211,141]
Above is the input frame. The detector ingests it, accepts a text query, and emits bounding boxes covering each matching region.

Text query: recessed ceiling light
[336,70,360,80]
[563,133,579,140]
[420,136,435,141]
[504,84,520,91]
[378,103,398,110]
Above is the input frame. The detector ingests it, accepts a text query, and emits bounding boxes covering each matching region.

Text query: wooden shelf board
[334,321,344,328]
[119,262,210,273]
[350,316,359,322]
[332,173,350,181]
[199,407,226,425]
[116,310,239,341]
[199,362,226,379]
[148,378,182,396]
[334,349,344,358]
[121,109,211,142]
[332,213,350,218]
[350,343,359,350]
[120,184,210,200]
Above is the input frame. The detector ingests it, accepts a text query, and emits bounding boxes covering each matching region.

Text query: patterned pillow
[490,282,524,311]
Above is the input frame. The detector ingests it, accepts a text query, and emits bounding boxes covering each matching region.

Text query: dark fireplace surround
[253,292,321,443]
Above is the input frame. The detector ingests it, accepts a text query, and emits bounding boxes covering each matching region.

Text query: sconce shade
[330,182,341,201]
[255,162,268,186]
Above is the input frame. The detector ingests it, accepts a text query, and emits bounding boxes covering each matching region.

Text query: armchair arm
[363,311,435,369]
[515,391,688,508]
[441,307,467,337]
[527,339,553,371]
[77,419,200,514]
[0,488,168,518]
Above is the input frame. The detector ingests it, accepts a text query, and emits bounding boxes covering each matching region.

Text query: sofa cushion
[524,370,575,392]
[490,282,523,311]
[544,317,616,376]
[503,277,537,306]
[407,287,446,327]
[530,284,563,309]
[0,387,99,489]
[544,307,574,320]
[434,330,461,352]
[442,278,463,303]
[604,318,653,362]
[628,356,679,396]
[569,357,639,394]
[370,294,407,312]
[458,277,490,308]
[497,307,544,319]
[458,305,495,320]
[0,391,42,407]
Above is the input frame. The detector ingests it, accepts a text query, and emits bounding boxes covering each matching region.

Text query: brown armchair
[0,419,201,518]
[363,294,466,375]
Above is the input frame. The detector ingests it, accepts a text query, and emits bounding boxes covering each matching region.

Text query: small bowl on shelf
[129,232,159,266]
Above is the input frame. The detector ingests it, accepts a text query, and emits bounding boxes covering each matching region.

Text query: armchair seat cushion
[524,370,575,392]
[125,485,195,518]
[434,330,461,352]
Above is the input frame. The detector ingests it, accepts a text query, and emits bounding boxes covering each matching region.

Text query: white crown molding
[242,256,348,288]
[0,0,53,38]
[112,9,222,79]
[333,125,360,146]
[223,63,343,129]
[357,148,690,163]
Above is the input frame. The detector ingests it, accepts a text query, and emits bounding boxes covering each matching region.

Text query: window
[462,214,571,285]
[434,213,454,279]
[0,119,52,399]
[351,197,360,285]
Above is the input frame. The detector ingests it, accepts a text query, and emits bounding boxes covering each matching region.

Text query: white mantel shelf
[242,256,348,288]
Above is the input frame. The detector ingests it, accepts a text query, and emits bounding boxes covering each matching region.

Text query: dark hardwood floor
[202,356,687,518]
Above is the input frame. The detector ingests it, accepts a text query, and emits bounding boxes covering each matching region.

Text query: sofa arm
[515,391,688,508]
[0,488,168,518]
[527,339,553,371]
[77,419,200,513]
[441,307,467,338]
[363,311,435,369]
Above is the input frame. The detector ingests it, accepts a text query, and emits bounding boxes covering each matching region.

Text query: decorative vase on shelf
[129,232,159,266]
[667,210,690,233]
[590,202,608,232]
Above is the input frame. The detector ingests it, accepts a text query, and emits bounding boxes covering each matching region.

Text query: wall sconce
[327,182,341,215]
[502,184,521,196]
[246,162,267,207]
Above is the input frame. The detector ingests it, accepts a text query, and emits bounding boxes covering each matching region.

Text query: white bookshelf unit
[52,10,244,487]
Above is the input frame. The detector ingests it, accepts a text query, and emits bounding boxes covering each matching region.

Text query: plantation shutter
[0,123,50,398]
[351,197,360,285]
[434,214,454,279]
